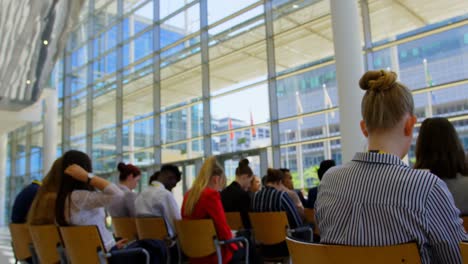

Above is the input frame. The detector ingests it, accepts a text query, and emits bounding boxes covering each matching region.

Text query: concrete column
[330,0,366,162]
[0,133,7,226]
[43,88,58,172]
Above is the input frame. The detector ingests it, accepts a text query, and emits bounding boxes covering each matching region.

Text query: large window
[5,0,468,217]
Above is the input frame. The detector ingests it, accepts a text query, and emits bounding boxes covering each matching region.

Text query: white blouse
[67,183,124,251]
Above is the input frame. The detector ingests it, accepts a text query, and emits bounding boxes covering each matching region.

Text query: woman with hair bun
[315,70,467,263]
[107,162,141,217]
[221,158,254,229]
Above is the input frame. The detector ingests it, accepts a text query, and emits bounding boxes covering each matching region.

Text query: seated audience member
[182,157,245,264]
[414,117,468,215]
[315,70,468,264]
[56,150,125,251]
[252,168,304,258]
[11,180,41,223]
[135,164,182,236]
[221,159,254,229]
[27,157,63,225]
[249,175,261,194]
[306,160,335,209]
[107,162,141,217]
[252,168,303,228]
[280,168,307,209]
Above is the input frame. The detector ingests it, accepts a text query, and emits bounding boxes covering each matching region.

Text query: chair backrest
[9,223,33,261]
[29,225,61,264]
[225,212,244,230]
[59,225,105,264]
[304,208,319,235]
[135,217,169,240]
[462,216,468,232]
[286,237,421,264]
[112,217,138,240]
[461,242,468,263]
[249,212,289,245]
[175,219,217,258]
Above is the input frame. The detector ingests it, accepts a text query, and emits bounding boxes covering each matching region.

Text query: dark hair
[279,168,290,173]
[160,164,181,182]
[56,150,93,226]
[265,168,283,183]
[235,159,253,177]
[318,160,336,180]
[149,171,160,185]
[117,162,141,182]
[414,117,468,179]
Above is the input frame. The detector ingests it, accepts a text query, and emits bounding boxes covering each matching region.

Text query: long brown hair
[359,70,414,132]
[414,117,468,179]
[55,150,93,226]
[184,156,225,216]
[27,157,63,224]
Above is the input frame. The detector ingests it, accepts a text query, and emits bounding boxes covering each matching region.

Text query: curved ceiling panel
[0,0,84,110]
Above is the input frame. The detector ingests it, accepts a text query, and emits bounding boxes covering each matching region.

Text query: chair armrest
[218,236,248,246]
[101,248,150,264]
[289,226,312,234]
[288,226,313,242]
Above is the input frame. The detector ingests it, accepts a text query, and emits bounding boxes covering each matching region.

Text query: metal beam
[153,0,162,166]
[200,0,212,156]
[264,0,281,168]
[86,0,95,156]
[116,0,124,169]
[360,0,373,71]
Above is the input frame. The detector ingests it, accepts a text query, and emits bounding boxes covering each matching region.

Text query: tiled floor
[0,228,15,264]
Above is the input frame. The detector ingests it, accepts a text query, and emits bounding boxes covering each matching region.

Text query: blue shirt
[316,152,468,264]
[252,186,303,228]
[11,182,40,223]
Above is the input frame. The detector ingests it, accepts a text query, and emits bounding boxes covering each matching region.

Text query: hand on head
[64,164,89,183]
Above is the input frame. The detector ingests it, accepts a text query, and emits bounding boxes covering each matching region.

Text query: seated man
[306,160,335,209]
[11,180,41,223]
[251,169,304,258]
[134,165,182,237]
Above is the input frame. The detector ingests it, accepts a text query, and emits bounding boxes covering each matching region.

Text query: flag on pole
[228,117,234,140]
[250,111,256,137]
[295,91,304,125]
[323,84,335,118]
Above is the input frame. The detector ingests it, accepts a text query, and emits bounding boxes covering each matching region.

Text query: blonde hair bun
[359,70,397,92]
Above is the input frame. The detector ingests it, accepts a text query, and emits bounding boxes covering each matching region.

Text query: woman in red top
[181,156,244,264]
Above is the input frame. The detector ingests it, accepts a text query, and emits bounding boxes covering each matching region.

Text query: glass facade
[4,0,468,221]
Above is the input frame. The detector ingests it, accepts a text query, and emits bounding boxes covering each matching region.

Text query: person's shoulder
[202,188,221,199]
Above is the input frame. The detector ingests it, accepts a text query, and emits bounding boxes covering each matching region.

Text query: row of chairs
[10,223,151,264]
[10,212,468,264]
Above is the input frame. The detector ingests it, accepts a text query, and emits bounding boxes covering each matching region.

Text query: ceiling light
[26,80,31,85]
[43,40,49,45]
[293,4,299,8]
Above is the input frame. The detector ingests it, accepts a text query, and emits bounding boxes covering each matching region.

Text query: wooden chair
[29,225,62,264]
[462,216,468,232]
[136,217,178,264]
[135,217,170,240]
[112,217,138,240]
[303,208,319,236]
[59,225,150,264]
[460,242,468,263]
[9,223,34,263]
[286,237,421,264]
[249,212,311,262]
[225,212,244,231]
[175,219,249,264]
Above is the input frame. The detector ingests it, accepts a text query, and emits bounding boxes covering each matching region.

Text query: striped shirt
[252,186,303,228]
[316,152,468,264]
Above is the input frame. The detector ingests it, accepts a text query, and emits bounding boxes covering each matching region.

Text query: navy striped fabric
[252,186,303,228]
[316,152,468,264]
